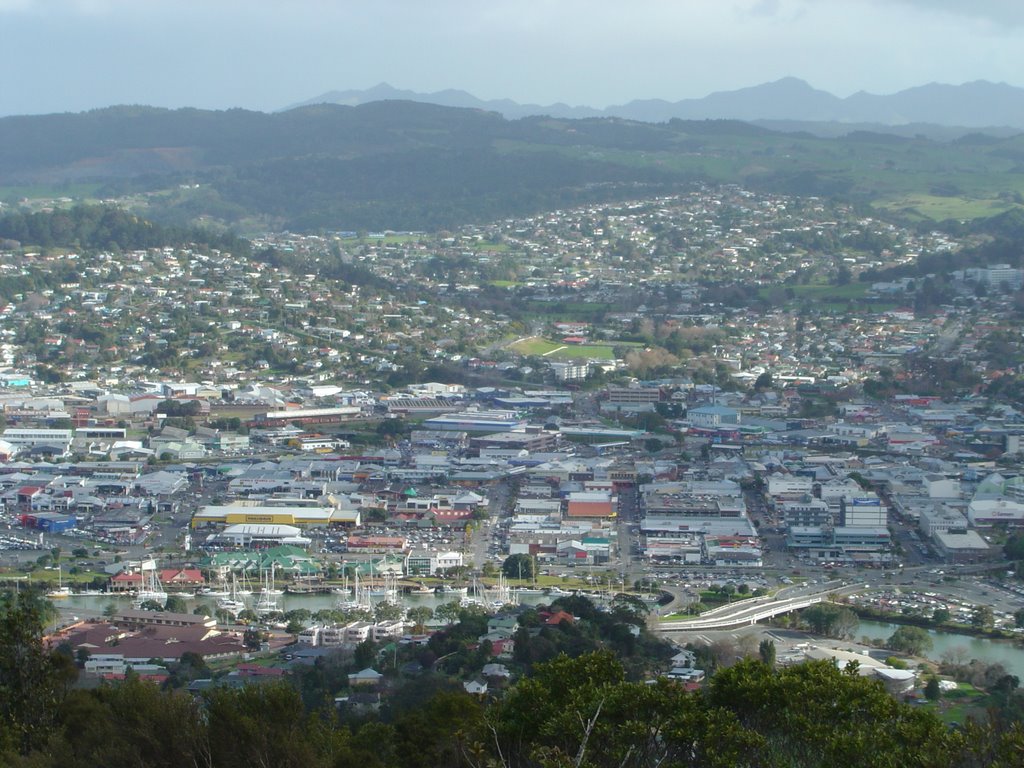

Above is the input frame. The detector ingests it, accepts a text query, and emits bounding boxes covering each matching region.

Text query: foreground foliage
[2,592,1024,767]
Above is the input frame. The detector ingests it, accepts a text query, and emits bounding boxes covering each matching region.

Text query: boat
[337,569,372,612]
[434,584,469,596]
[47,565,72,599]
[133,560,168,607]
[217,573,247,616]
[254,564,280,615]
[258,564,283,596]
[485,574,513,606]
[217,596,246,615]
[199,573,230,598]
[236,571,254,596]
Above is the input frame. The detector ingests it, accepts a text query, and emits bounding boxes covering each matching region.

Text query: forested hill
[2,101,1024,232]
[0,205,250,254]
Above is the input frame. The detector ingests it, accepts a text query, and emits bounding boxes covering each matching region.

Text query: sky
[1,0,1023,116]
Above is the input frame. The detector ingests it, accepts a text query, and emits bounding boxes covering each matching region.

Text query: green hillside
[1,102,1023,232]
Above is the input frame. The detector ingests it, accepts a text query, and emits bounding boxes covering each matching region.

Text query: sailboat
[486,573,512,608]
[133,560,168,607]
[47,564,72,599]
[200,572,230,598]
[254,564,280,615]
[258,564,283,596]
[236,570,253,596]
[217,573,246,616]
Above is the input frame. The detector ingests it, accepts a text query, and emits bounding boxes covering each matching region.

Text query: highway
[659,593,826,632]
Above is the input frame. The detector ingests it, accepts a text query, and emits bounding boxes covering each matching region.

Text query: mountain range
[287,78,1024,131]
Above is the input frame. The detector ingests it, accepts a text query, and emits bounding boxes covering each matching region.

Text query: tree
[1015,608,1024,629]
[374,601,405,622]
[0,592,76,754]
[759,638,776,667]
[163,595,187,614]
[242,628,263,651]
[753,371,773,391]
[887,625,933,656]
[932,607,951,625]
[407,606,433,633]
[353,639,377,669]
[800,603,859,639]
[1006,533,1024,561]
[434,601,462,625]
[971,605,995,631]
[501,553,535,580]
[925,676,941,701]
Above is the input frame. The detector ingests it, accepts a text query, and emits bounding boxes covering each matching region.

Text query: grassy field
[874,194,1022,221]
[921,682,989,725]
[509,337,562,356]
[509,337,618,360]
[523,301,615,319]
[0,182,105,202]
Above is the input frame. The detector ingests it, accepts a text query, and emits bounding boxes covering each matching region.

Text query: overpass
[659,594,825,632]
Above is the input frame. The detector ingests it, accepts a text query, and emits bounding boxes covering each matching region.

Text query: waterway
[857,619,1024,679]
[49,585,587,622]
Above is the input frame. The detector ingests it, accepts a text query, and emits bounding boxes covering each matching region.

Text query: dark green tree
[501,553,535,580]
[0,592,77,755]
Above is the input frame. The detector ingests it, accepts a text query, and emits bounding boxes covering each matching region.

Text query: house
[463,679,488,696]
[539,609,575,626]
[347,667,384,687]
[481,663,511,681]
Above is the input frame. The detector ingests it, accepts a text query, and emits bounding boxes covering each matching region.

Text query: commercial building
[192,504,361,528]
[211,524,312,548]
[422,410,526,433]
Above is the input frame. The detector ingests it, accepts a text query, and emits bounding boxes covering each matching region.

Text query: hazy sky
[1,0,1023,116]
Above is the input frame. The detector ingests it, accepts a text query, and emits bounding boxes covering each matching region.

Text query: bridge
[658,593,826,632]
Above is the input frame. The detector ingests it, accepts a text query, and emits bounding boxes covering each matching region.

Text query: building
[192,504,360,528]
[919,505,969,538]
[933,530,995,563]
[565,491,616,519]
[252,406,361,427]
[406,550,464,576]
[602,385,662,413]
[422,410,527,433]
[968,498,1024,527]
[2,428,73,456]
[687,405,740,430]
[211,524,312,548]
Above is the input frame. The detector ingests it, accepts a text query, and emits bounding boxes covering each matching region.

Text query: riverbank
[848,604,1024,645]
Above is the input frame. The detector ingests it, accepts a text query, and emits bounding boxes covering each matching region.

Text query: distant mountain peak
[285,78,1024,130]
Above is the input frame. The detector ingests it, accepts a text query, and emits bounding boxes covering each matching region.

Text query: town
[3,185,1024,726]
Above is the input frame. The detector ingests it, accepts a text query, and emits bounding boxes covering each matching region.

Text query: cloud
[880,0,1024,27]
[746,0,782,17]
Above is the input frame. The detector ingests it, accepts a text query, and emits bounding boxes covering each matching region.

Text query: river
[857,619,1024,679]
[49,585,589,623]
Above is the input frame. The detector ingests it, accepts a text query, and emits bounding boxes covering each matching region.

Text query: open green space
[0,182,104,202]
[758,282,871,304]
[509,336,618,360]
[523,301,615,319]
[508,337,562,356]
[922,682,990,725]
[874,194,1023,222]
[547,344,617,361]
